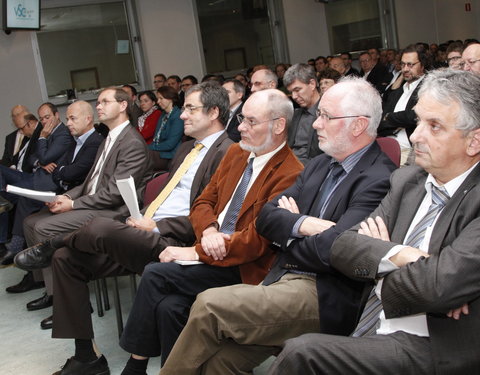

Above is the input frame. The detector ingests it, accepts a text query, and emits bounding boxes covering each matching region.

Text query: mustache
[413,143,428,153]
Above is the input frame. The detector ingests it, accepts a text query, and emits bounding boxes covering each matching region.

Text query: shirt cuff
[291,215,309,238]
[378,245,405,275]
[152,227,160,234]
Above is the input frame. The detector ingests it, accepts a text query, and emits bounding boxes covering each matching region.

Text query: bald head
[329,57,346,75]
[250,69,278,93]
[66,100,94,137]
[462,43,480,74]
[11,105,30,128]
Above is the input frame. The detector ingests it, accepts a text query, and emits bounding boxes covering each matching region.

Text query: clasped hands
[359,216,469,321]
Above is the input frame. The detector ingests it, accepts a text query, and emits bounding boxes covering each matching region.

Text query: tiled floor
[0,265,273,375]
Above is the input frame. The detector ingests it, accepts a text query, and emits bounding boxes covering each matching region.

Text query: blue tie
[220,158,254,234]
[313,162,344,217]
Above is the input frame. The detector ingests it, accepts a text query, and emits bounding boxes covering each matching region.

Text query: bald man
[1,105,30,167]
[462,43,480,74]
[250,69,278,93]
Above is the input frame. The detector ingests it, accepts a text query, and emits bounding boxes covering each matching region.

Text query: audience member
[283,63,322,164]
[329,57,347,76]
[121,84,143,128]
[250,69,278,93]
[136,90,161,144]
[149,86,184,171]
[462,43,480,74]
[314,56,327,73]
[446,42,464,70]
[153,73,167,89]
[1,105,29,167]
[341,52,360,76]
[180,75,198,94]
[359,51,392,93]
[269,68,480,375]
[167,75,184,106]
[222,79,245,142]
[161,77,396,375]
[275,63,289,90]
[386,48,397,72]
[318,68,341,96]
[368,48,381,65]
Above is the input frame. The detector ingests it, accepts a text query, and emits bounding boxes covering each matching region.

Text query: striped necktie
[352,184,450,337]
[86,135,111,195]
[144,143,204,218]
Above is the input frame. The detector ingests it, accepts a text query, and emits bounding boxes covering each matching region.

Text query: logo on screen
[14,3,33,19]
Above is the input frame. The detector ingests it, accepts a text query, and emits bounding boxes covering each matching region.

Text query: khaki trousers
[161,273,320,375]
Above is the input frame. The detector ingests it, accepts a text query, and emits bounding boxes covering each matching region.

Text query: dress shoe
[52,354,110,375]
[27,292,53,311]
[41,315,53,330]
[6,271,45,293]
[14,240,57,271]
[0,250,16,267]
[0,196,13,213]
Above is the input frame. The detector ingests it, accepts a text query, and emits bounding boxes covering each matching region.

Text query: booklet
[116,176,142,220]
[6,185,56,203]
[174,260,204,266]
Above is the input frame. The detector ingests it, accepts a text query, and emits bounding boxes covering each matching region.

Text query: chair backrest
[376,137,401,167]
[143,172,169,206]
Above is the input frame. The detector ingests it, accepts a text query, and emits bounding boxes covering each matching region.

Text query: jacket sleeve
[148,111,184,152]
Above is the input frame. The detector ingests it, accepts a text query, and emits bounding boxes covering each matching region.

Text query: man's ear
[351,117,369,137]
[208,106,220,121]
[466,128,480,156]
[273,117,286,135]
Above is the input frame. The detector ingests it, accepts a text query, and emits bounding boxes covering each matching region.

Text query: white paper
[174,260,204,266]
[6,184,56,202]
[116,176,142,220]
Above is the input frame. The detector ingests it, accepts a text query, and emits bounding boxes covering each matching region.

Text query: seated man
[268,70,480,374]
[160,77,397,375]
[1,105,29,167]
[117,88,303,375]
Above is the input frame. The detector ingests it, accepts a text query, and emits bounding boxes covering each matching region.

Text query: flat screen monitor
[3,0,40,31]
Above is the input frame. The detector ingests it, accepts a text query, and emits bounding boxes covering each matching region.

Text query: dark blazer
[287,106,322,165]
[363,63,393,94]
[1,130,28,167]
[331,165,480,374]
[12,123,43,173]
[225,103,243,143]
[257,141,396,336]
[345,67,361,77]
[67,124,152,215]
[149,106,184,159]
[377,79,423,139]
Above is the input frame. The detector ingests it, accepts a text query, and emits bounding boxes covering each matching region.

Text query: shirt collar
[331,142,374,174]
[425,161,480,198]
[195,130,224,150]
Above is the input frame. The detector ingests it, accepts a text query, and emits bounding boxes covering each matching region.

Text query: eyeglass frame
[236,114,280,128]
[181,105,205,114]
[315,109,371,122]
[400,61,420,69]
[463,58,480,67]
[96,99,124,107]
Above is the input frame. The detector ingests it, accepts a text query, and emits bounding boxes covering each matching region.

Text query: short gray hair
[266,90,294,130]
[418,69,480,134]
[334,76,382,137]
[283,63,317,87]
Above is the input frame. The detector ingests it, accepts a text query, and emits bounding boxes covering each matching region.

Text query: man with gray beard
[117,89,303,375]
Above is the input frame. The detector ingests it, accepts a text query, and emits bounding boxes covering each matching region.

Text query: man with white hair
[250,69,278,92]
[160,77,397,375]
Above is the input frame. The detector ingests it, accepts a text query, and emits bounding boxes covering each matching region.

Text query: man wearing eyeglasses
[379,44,428,165]
[462,43,480,75]
[160,77,396,375]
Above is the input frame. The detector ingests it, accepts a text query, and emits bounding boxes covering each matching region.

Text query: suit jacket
[331,165,480,374]
[287,105,322,165]
[146,132,234,233]
[225,103,243,143]
[189,143,303,285]
[1,129,28,167]
[363,63,392,94]
[378,78,423,139]
[12,123,43,173]
[149,106,184,159]
[257,141,397,336]
[66,124,152,215]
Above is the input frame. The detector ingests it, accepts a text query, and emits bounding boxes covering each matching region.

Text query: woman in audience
[137,90,161,144]
[318,68,341,96]
[149,86,184,171]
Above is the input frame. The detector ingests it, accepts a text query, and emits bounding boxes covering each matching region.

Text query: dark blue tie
[313,162,344,217]
[220,158,254,234]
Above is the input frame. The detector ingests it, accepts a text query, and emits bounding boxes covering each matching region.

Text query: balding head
[462,43,480,74]
[11,105,30,128]
[250,69,278,93]
[329,57,346,75]
[66,100,94,137]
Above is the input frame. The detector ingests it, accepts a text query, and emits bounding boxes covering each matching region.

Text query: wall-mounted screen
[3,0,40,30]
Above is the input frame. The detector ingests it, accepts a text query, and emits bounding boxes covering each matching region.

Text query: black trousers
[119,262,241,364]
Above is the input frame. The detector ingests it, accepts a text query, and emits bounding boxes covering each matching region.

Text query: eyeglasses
[316,109,370,121]
[400,61,420,69]
[236,114,280,128]
[447,56,463,63]
[464,58,480,67]
[18,121,29,130]
[153,80,165,84]
[96,99,120,107]
[181,105,205,114]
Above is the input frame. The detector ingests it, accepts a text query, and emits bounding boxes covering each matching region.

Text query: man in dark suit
[1,105,29,167]
[284,63,322,165]
[268,70,480,375]
[360,51,392,94]
[160,77,396,375]
[378,44,428,164]
[222,79,244,142]
[341,52,361,77]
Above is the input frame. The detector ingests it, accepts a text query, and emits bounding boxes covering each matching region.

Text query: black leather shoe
[41,315,53,330]
[6,271,45,293]
[52,355,110,375]
[27,292,53,311]
[14,240,57,271]
[0,250,16,267]
[0,196,13,213]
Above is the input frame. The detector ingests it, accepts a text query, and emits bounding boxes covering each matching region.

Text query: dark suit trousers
[119,262,241,365]
[51,217,185,339]
[269,331,434,375]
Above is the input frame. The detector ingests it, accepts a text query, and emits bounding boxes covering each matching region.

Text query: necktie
[312,162,344,217]
[352,184,450,337]
[219,158,254,234]
[86,135,111,195]
[144,143,204,218]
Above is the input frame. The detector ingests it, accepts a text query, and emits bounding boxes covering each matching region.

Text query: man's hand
[447,303,469,320]
[358,216,390,241]
[159,246,198,263]
[278,196,300,214]
[41,162,57,174]
[298,217,335,237]
[40,118,56,138]
[126,216,157,232]
[48,195,73,214]
[201,226,231,261]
